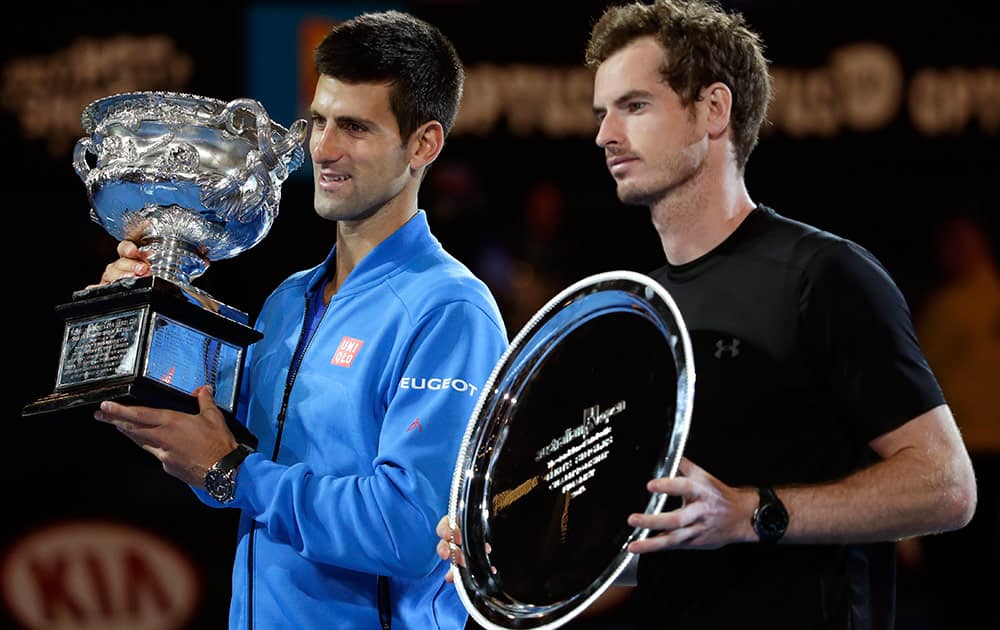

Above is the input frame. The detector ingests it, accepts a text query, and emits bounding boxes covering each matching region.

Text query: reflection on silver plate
[448,270,695,629]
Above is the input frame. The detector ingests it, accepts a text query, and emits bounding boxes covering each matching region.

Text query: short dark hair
[585,0,771,170]
[315,10,464,140]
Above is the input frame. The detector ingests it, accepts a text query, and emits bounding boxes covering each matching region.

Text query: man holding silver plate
[91,11,507,630]
[439,2,977,629]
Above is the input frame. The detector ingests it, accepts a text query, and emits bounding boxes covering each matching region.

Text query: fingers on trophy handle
[448,530,459,566]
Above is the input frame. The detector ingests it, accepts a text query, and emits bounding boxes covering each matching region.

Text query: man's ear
[409,120,445,172]
[702,82,732,139]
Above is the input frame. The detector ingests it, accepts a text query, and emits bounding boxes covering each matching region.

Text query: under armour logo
[407,418,423,432]
[714,338,741,359]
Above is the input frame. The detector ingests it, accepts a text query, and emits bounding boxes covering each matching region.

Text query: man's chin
[617,186,655,207]
[313,198,348,221]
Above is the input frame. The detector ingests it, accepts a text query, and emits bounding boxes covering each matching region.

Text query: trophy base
[23,275,260,448]
[22,379,258,448]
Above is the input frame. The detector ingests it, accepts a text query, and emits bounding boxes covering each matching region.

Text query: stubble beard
[314,186,397,225]
[616,174,682,209]
[314,189,347,222]
[617,181,661,208]
[618,151,704,210]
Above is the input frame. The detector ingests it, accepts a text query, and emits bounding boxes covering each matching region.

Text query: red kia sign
[1,520,199,630]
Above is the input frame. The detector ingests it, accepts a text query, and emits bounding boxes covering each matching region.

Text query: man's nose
[595,113,621,150]
[311,128,344,162]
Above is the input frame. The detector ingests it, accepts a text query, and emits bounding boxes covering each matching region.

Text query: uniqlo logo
[332,336,364,367]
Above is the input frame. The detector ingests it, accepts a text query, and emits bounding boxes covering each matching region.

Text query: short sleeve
[800,240,944,442]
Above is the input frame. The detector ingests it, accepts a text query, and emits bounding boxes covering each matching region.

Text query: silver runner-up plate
[448,270,695,629]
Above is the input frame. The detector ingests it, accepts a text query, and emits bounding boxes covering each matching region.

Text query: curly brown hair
[585,0,771,170]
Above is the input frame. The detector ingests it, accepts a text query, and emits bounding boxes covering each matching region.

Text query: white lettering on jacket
[399,376,480,398]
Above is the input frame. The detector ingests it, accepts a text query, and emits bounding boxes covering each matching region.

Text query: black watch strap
[216,444,254,473]
[759,486,778,504]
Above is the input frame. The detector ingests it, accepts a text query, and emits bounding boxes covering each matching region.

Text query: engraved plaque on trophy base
[23,276,260,447]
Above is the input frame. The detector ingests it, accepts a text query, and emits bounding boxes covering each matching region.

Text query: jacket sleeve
[202,300,507,577]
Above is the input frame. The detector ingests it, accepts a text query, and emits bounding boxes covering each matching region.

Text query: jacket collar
[305,210,439,297]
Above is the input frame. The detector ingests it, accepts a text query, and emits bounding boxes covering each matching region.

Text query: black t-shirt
[627,206,944,629]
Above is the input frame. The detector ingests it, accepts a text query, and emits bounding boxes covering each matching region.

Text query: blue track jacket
[195,211,508,629]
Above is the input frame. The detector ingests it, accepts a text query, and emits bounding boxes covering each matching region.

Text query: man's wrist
[205,444,254,503]
[751,487,789,543]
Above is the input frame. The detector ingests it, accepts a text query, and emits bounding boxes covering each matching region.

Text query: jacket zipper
[248,292,325,630]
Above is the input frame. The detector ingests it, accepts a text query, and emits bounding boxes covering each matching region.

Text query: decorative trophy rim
[447,270,696,630]
[80,90,306,173]
[81,90,225,130]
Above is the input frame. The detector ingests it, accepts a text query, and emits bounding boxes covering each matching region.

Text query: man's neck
[325,201,418,303]
[650,164,755,266]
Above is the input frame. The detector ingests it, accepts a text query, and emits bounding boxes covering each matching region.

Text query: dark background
[1,1,997,628]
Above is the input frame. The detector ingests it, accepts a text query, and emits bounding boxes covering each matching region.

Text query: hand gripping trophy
[23,91,307,443]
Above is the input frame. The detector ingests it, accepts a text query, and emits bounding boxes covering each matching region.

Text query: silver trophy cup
[24,91,307,439]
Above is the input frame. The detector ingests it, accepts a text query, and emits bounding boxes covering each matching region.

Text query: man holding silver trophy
[93,10,507,630]
[439,1,977,629]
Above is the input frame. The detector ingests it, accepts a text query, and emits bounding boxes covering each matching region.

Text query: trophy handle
[201,99,307,222]
[217,98,307,169]
[73,137,95,180]
[266,118,308,167]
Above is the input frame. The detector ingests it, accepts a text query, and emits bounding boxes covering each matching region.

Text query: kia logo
[1,520,199,630]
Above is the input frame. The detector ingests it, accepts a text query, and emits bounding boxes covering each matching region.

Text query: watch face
[205,445,252,503]
[206,469,234,502]
[755,503,788,541]
[759,506,780,533]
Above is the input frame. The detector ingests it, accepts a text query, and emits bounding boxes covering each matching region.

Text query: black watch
[751,487,788,543]
[205,444,254,503]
